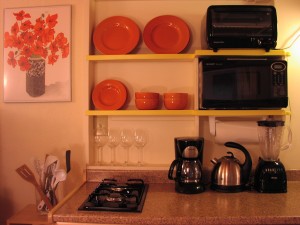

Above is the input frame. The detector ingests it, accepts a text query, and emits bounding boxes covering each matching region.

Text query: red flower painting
[4,10,70,71]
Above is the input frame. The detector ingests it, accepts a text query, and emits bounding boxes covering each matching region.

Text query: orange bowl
[135,92,159,99]
[164,93,188,110]
[135,98,159,110]
[164,92,188,99]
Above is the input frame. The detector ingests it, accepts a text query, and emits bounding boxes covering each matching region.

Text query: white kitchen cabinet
[6,204,53,225]
[85,0,289,168]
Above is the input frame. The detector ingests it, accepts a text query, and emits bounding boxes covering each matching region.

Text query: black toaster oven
[206,5,277,51]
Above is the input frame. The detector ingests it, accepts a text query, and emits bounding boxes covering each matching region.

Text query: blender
[254,120,292,193]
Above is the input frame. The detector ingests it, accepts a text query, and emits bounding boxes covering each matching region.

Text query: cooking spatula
[16,164,53,210]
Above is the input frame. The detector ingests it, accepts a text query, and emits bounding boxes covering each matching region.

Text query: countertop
[53,181,300,225]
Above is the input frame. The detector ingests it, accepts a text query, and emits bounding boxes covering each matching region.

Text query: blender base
[254,158,287,193]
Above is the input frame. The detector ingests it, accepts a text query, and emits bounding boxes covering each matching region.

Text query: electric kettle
[210,142,252,192]
[168,143,204,194]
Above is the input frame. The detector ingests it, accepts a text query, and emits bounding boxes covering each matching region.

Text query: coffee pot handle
[168,159,179,180]
[281,126,292,151]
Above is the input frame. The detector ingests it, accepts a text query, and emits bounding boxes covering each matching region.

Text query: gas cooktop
[78,178,148,212]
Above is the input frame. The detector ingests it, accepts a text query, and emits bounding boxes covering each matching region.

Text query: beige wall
[275,0,300,168]
[0,0,300,224]
[0,0,88,224]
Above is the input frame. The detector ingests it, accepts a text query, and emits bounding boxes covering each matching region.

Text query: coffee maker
[168,137,205,194]
[254,120,292,193]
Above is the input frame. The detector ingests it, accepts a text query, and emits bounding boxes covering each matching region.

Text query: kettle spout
[224,142,252,184]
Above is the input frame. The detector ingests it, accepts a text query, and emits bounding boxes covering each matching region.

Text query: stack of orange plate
[93,16,140,54]
[92,79,127,110]
[143,15,190,54]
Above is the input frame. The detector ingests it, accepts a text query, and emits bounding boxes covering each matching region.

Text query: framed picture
[3,5,71,102]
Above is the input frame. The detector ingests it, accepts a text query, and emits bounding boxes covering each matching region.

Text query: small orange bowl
[135,92,159,99]
[164,92,188,99]
[164,93,188,110]
[135,98,159,110]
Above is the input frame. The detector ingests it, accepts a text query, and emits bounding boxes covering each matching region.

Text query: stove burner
[78,179,148,212]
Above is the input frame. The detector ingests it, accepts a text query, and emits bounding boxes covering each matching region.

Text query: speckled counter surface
[53,181,300,225]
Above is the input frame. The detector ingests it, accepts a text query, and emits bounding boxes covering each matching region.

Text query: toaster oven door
[206,5,277,50]
[209,8,275,36]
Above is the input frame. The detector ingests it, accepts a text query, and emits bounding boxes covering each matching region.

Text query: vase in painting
[26,57,45,97]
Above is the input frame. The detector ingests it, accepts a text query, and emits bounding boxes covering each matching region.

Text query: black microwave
[199,58,288,109]
[206,5,277,51]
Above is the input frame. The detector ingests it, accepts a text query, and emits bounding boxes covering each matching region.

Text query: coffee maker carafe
[254,120,292,193]
[168,137,205,194]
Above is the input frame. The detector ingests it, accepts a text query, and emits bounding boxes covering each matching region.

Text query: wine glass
[120,129,134,166]
[94,126,108,165]
[134,129,148,166]
[107,128,121,165]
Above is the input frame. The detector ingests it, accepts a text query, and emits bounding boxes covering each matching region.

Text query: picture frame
[3,5,71,102]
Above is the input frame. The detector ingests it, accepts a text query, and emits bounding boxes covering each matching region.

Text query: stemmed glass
[134,129,148,166]
[107,128,121,165]
[120,129,134,166]
[94,126,108,165]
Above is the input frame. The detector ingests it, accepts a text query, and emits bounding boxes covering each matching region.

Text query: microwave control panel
[271,62,287,96]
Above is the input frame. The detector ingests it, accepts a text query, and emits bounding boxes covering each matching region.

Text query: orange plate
[93,16,140,54]
[143,15,190,54]
[92,80,127,110]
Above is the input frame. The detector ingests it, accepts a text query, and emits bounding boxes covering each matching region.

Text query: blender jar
[257,120,292,161]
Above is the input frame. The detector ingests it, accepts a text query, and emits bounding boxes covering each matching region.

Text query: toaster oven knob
[257,39,262,46]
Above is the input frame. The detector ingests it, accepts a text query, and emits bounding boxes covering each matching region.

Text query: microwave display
[200,58,288,109]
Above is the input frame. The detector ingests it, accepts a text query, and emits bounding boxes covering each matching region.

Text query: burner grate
[78,178,148,212]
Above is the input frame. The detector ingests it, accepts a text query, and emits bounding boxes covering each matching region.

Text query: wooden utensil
[16,164,53,210]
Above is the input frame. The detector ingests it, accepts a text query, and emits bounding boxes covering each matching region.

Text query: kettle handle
[224,141,252,184]
[168,159,179,180]
[225,142,250,156]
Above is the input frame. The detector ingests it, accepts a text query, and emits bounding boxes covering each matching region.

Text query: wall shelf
[86,109,291,117]
[86,49,289,62]
[194,49,290,57]
[86,54,195,61]
[85,1,292,167]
